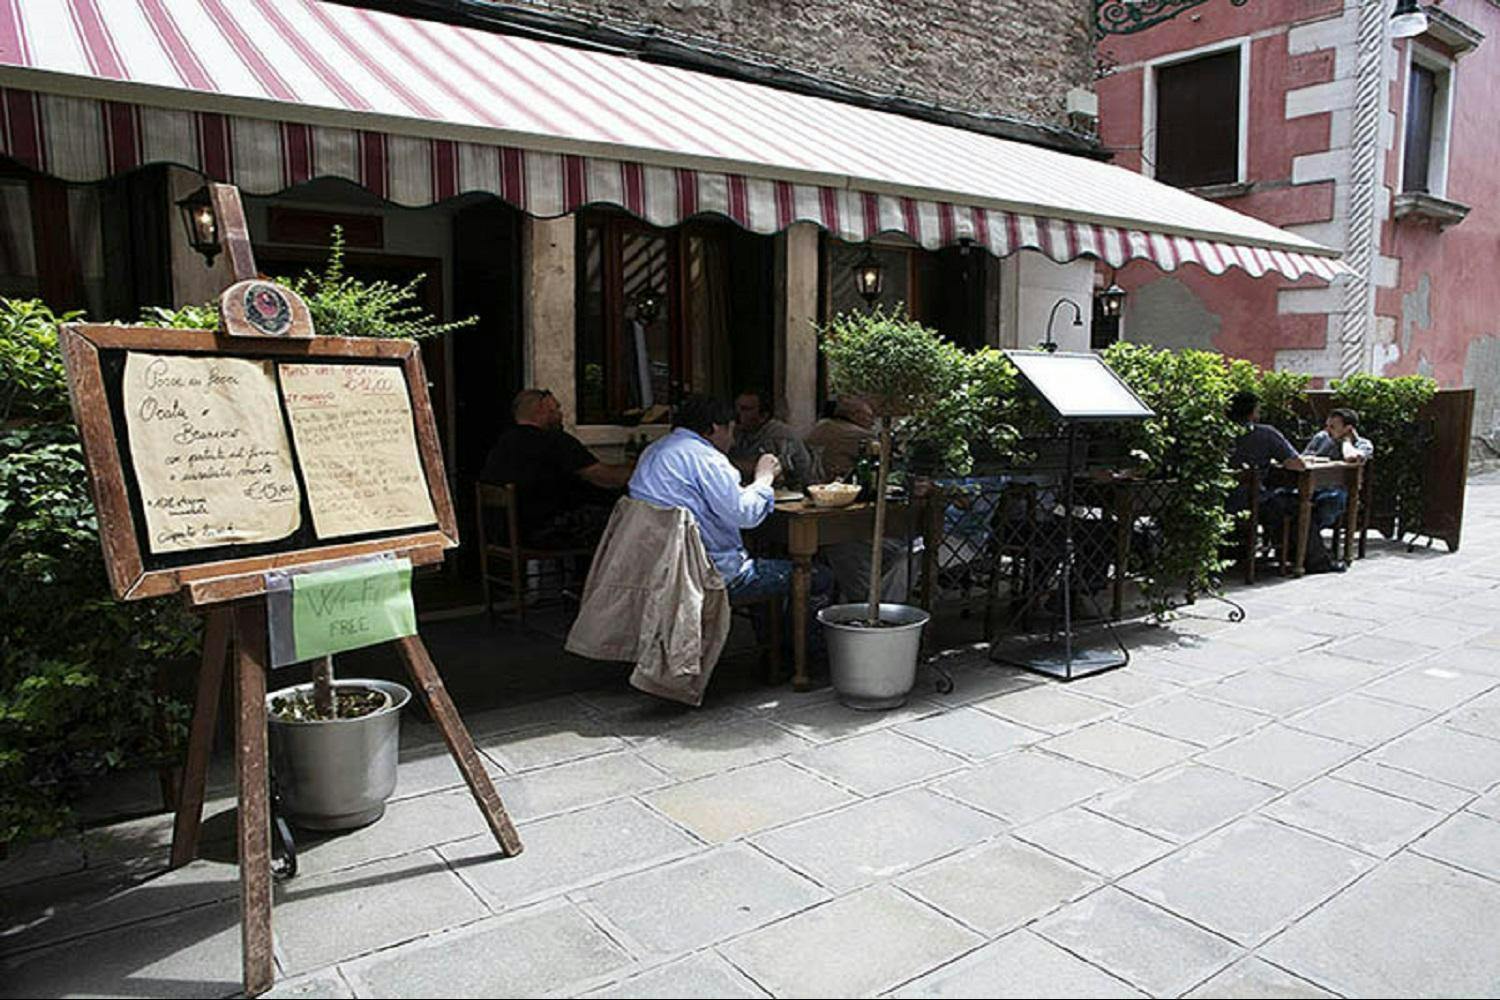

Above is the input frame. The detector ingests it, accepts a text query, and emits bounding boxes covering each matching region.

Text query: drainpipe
[1340,0,1389,378]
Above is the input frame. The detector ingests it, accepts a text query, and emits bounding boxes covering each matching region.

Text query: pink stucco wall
[1097,0,1500,439]
[1374,0,1500,409]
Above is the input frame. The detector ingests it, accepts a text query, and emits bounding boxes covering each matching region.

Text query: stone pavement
[5,476,1500,998]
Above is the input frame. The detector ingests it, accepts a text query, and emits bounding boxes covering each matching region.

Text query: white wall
[997,251,1095,352]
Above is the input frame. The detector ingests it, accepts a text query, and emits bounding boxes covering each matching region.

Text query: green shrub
[0,300,199,845]
[1103,342,1240,612]
[1330,371,1437,536]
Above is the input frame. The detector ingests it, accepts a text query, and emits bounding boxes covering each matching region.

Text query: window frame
[1398,42,1458,199]
[1142,36,1251,189]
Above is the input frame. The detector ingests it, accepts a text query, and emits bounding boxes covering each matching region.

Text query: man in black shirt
[480,389,632,548]
[1227,390,1345,572]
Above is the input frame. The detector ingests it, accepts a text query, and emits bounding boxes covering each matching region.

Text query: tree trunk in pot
[313,655,334,716]
[866,424,893,626]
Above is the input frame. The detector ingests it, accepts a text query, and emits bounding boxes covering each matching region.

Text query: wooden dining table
[1266,460,1364,576]
[759,495,944,690]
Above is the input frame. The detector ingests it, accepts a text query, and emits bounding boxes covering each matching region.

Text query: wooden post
[169,607,232,869]
[232,601,274,997]
[209,182,258,283]
[312,655,335,717]
[393,636,523,857]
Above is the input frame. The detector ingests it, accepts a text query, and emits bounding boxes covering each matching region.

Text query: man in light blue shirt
[629,395,790,601]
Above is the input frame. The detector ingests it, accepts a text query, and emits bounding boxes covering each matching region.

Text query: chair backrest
[475,481,522,551]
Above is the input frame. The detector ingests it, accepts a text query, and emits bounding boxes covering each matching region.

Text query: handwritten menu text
[278,363,437,539]
[122,352,301,553]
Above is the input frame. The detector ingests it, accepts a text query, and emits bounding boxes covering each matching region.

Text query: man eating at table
[1297,407,1374,569]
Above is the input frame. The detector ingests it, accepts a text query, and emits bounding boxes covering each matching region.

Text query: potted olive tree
[817,306,964,709]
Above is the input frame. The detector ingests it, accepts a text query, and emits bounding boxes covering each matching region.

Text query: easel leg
[232,602,275,997]
[169,607,232,869]
[393,635,523,857]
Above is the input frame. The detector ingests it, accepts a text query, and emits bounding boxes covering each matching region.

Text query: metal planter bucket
[817,603,930,710]
[267,678,410,831]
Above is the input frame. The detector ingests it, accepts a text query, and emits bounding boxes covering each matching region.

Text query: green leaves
[0,298,80,424]
[285,226,477,340]
[820,305,965,418]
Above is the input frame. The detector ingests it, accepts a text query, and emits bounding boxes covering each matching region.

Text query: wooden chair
[731,594,784,685]
[475,482,595,629]
[1332,460,1374,560]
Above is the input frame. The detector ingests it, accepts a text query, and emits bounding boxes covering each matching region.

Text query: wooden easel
[59,184,521,997]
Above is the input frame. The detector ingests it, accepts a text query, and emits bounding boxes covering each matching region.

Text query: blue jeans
[726,558,834,656]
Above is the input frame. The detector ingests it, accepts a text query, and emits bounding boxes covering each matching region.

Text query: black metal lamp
[1041,297,1084,353]
[175,186,220,266]
[632,287,662,324]
[1391,0,1428,39]
[853,245,884,304]
[1097,281,1127,320]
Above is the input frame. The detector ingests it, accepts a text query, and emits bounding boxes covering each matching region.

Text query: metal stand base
[993,638,1128,680]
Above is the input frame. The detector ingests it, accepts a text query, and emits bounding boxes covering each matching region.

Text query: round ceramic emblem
[242,282,294,336]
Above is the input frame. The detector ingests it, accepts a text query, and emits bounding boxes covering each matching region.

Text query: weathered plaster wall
[509,0,1096,129]
[1373,0,1500,452]
[1094,0,1351,372]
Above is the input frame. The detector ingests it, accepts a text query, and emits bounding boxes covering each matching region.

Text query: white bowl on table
[806,482,862,508]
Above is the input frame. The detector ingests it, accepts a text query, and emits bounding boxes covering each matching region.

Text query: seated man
[480,388,631,548]
[728,389,821,487]
[1226,390,1355,572]
[1228,389,1306,508]
[805,396,877,480]
[1299,406,1374,557]
[630,394,793,602]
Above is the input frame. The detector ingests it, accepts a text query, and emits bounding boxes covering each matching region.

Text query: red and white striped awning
[0,0,1346,280]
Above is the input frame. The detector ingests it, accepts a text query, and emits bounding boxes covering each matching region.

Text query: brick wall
[505,0,1096,128]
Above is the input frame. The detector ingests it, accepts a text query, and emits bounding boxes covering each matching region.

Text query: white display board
[1005,350,1154,421]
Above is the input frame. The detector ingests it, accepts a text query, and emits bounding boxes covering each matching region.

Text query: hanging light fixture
[1097,280,1127,319]
[175,186,221,266]
[175,185,220,266]
[853,245,885,305]
[632,287,662,324]
[1391,0,1429,39]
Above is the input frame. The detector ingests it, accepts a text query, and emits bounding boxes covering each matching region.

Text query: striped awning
[0,0,1346,280]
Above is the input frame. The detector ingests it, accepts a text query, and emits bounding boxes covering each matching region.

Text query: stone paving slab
[889,928,1146,998]
[574,843,827,958]
[1259,853,1500,998]
[272,849,489,974]
[1118,694,1271,748]
[1118,815,1372,946]
[338,899,633,998]
[1282,692,1434,747]
[895,706,1047,761]
[1087,764,1280,842]
[896,837,1100,936]
[579,951,769,999]
[718,885,981,999]
[787,728,965,796]
[639,758,855,843]
[1039,720,1198,779]
[1012,807,1175,879]
[750,787,1004,892]
[1196,723,1360,789]
[1182,957,1337,999]
[437,798,700,911]
[9,475,1500,998]
[1031,887,1240,997]
[1259,776,1446,857]
[1408,810,1500,882]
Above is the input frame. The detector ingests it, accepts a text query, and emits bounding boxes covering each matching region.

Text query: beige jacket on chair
[564,497,732,706]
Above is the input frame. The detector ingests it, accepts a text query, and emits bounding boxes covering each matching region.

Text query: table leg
[1294,478,1314,578]
[1344,468,1361,563]
[786,520,819,692]
[790,553,811,691]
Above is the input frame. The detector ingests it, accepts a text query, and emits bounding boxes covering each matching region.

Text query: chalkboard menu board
[60,323,457,603]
